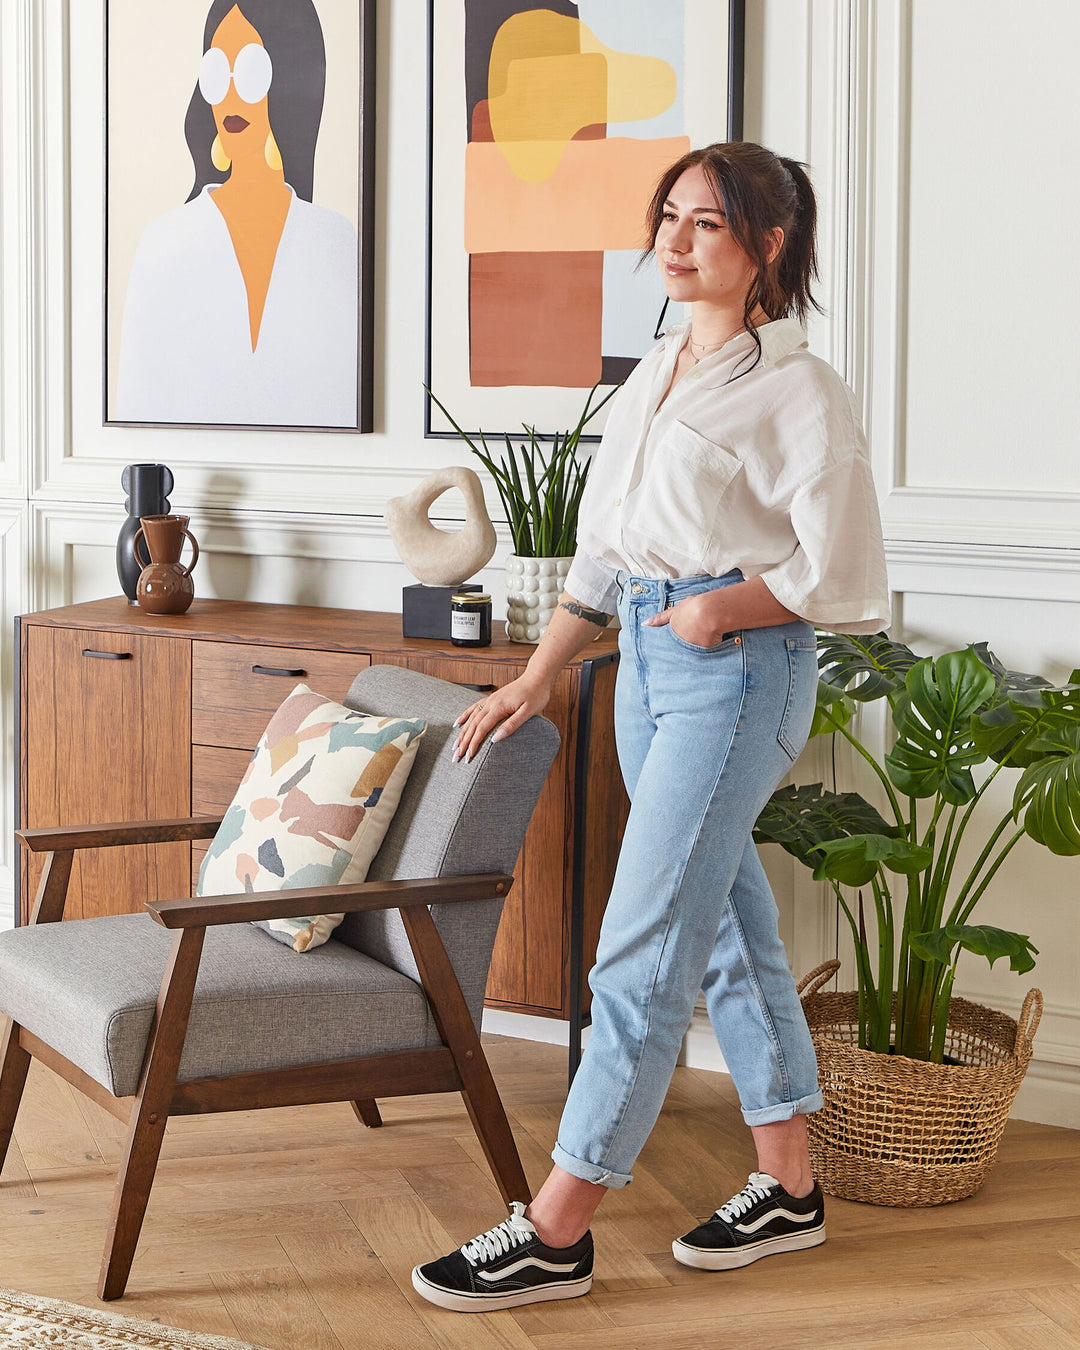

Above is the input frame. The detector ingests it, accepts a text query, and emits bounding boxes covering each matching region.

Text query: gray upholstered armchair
[0,665,559,1300]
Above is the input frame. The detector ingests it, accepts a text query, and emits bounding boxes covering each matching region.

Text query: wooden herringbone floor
[2,1035,1079,1349]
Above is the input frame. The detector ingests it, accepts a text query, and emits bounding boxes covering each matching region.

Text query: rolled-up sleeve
[757,456,891,634]
[564,550,621,616]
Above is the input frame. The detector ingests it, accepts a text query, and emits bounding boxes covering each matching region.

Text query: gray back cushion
[338,664,559,1027]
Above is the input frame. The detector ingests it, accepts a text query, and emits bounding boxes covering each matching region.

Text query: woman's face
[654,164,758,309]
[201,4,274,164]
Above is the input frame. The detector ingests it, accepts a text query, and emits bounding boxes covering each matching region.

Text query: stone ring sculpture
[384,466,497,586]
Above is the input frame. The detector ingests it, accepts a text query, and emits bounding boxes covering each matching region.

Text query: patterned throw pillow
[197,683,426,951]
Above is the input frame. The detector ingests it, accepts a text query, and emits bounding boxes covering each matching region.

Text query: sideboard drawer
[192,642,371,749]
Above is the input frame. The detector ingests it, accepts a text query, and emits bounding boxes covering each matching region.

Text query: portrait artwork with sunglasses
[106,0,370,430]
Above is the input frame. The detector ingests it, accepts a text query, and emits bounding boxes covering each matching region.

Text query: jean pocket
[778,637,817,761]
[666,622,742,655]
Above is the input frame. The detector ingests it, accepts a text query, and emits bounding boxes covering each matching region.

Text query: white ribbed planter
[505,554,572,644]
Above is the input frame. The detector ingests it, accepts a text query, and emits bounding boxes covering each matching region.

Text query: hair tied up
[642,142,824,374]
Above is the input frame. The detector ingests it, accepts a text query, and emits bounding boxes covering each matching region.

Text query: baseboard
[481,1008,593,1048]
[677,1007,731,1074]
[482,1006,1079,1130]
[1011,1059,1080,1130]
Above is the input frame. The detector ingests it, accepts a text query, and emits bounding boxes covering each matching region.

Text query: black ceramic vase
[116,463,173,604]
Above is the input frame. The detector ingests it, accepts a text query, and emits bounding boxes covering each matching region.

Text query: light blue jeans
[552,570,823,1188]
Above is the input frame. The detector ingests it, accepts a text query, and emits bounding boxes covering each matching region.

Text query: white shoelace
[716,1172,781,1223]
[460,1201,535,1266]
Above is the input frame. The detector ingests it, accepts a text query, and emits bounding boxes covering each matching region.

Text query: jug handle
[131,527,151,570]
[178,529,200,577]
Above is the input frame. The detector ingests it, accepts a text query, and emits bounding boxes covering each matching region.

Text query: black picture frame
[425,0,746,441]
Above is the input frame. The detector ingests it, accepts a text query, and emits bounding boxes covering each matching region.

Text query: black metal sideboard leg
[568,658,597,1089]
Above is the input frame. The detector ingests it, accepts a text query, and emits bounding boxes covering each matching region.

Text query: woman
[412,142,890,1313]
[116,0,357,428]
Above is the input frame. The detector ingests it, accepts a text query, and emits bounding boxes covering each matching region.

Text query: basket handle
[797,960,841,1000]
[1015,988,1043,1055]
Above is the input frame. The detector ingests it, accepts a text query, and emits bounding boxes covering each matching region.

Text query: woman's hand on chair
[453,675,552,763]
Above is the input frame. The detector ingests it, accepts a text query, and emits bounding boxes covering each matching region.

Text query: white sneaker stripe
[477,1255,581,1282]
[734,1207,820,1235]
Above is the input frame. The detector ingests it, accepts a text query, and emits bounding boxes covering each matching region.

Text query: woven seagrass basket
[798,960,1042,1207]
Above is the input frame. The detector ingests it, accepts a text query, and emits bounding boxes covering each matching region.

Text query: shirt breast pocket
[632,421,743,562]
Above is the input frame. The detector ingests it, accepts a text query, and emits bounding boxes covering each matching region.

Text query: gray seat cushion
[0,913,440,1097]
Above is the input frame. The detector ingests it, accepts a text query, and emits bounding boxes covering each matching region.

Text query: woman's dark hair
[184,0,326,203]
[643,141,822,371]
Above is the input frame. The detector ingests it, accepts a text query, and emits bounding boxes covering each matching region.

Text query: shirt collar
[662,316,808,384]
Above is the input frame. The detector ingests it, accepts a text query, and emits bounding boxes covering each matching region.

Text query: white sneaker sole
[411,1266,593,1312]
[672,1224,826,1270]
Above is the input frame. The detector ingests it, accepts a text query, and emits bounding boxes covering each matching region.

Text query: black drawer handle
[251,664,307,677]
[83,649,133,660]
[458,683,496,692]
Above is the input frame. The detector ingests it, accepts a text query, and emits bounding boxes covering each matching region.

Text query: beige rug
[0,1287,269,1349]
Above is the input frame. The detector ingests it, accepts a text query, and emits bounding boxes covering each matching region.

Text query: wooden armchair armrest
[146,874,514,930]
[16,817,225,853]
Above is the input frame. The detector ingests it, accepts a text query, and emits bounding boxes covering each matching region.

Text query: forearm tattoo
[560,599,612,627]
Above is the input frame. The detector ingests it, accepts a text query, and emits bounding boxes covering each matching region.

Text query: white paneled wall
[683,0,1080,1127]
[0,0,1077,1124]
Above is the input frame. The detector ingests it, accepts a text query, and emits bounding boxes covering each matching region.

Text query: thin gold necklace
[687,324,746,364]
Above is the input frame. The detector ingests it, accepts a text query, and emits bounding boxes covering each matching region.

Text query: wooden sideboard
[14,597,628,1034]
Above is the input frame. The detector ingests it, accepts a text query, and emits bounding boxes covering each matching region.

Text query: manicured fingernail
[465,748,475,763]
[492,730,505,742]
[451,745,461,763]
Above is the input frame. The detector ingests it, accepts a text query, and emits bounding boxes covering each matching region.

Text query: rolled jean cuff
[551,1141,633,1189]
[741,1088,824,1127]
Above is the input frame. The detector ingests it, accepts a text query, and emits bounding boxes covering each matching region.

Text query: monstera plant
[754,635,1080,1062]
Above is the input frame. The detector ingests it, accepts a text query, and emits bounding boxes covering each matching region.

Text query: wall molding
[0,507,25,926]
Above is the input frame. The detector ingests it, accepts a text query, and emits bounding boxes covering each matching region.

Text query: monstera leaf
[1012,718,1080,855]
[973,677,1080,768]
[971,643,1056,702]
[810,678,856,739]
[810,833,933,887]
[816,631,919,703]
[910,923,1039,974]
[885,649,997,802]
[752,783,900,870]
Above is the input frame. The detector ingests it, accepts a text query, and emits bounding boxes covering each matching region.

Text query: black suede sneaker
[672,1171,826,1270]
[411,1202,593,1312]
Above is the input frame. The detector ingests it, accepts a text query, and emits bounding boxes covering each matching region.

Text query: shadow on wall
[197,474,254,599]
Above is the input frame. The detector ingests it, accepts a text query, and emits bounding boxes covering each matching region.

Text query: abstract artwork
[104,0,375,432]
[427,0,739,438]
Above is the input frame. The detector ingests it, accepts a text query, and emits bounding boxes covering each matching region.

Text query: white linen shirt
[565,317,890,633]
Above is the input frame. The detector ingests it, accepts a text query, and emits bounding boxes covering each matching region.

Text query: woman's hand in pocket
[644,592,731,647]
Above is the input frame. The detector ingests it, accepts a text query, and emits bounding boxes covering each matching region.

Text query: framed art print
[104,0,375,432]
[426,0,744,438]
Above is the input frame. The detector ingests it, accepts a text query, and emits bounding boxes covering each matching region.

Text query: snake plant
[425,385,617,558]
[753,635,1080,1061]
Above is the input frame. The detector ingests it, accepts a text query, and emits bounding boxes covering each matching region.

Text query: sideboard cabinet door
[20,625,192,923]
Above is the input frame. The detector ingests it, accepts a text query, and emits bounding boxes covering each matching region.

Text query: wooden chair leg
[401,906,530,1205]
[99,1100,170,1300]
[99,927,205,1300]
[352,1098,382,1128]
[0,1019,32,1175]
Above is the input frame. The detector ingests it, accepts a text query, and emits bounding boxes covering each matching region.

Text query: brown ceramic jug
[132,514,200,614]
